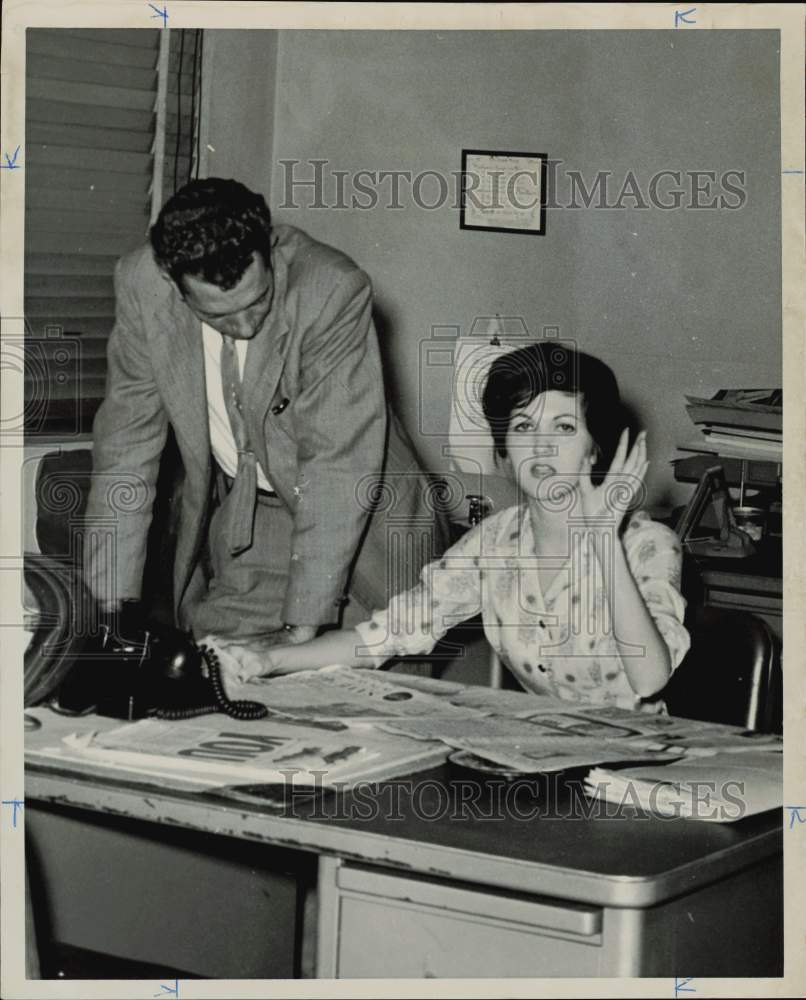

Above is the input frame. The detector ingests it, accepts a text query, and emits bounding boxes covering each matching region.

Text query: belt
[220,469,278,500]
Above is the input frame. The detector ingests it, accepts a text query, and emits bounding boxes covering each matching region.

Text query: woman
[213,342,690,712]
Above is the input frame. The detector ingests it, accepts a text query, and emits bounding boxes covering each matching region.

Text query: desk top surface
[25,708,781,909]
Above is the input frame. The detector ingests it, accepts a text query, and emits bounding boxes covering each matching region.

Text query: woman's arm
[206,513,498,687]
[577,431,681,698]
[589,528,674,697]
[267,628,370,675]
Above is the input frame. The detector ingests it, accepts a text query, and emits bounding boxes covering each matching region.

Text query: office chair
[660,604,782,733]
[33,442,179,626]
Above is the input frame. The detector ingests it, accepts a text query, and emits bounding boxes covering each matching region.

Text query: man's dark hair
[150,178,273,291]
[481,341,626,484]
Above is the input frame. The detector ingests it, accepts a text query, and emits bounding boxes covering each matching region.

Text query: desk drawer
[27,804,304,979]
[333,864,603,978]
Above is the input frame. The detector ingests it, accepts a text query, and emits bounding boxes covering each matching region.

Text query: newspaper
[43,715,448,788]
[226,670,782,772]
[380,694,782,772]
[28,669,783,785]
[378,716,688,773]
[512,703,783,753]
[585,750,783,822]
[229,667,485,724]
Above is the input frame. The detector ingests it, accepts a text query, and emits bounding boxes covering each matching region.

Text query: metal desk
[25,710,782,980]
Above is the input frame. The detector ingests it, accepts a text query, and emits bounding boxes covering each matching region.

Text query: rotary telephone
[23,556,267,722]
[56,610,268,721]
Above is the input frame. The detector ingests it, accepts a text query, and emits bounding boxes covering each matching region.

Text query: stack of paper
[380,715,688,773]
[585,750,782,822]
[27,671,784,796]
[685,390,782,462]
[31,714,449,790]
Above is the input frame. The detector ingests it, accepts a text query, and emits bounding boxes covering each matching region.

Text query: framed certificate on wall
[460,149,547,234]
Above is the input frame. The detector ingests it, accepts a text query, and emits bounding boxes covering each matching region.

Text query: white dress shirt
[201,322,274,492]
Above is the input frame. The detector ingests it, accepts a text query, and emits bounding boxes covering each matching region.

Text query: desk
[672,450,783,641]
[25,711,782,980]
[696,555,783,641]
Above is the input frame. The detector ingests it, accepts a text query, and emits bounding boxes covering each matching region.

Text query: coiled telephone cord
[153,645,268,721]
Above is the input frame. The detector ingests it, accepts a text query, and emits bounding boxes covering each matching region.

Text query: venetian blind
[24,27,202,436]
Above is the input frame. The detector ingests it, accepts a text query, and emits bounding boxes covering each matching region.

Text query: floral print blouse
[355,507,690,713]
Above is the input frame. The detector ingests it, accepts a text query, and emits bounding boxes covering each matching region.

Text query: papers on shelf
[684,389,782,463]
[681,436,782,463]
[585,750,782,822]
[685,391,782,432]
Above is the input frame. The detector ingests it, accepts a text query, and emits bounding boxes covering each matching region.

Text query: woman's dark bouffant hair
[481,341,626,484]
[150,178,273,291]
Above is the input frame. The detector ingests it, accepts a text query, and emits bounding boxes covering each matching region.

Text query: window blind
[24,27,202,437]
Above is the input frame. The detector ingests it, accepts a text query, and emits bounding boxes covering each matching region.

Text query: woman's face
[504,390,598,501]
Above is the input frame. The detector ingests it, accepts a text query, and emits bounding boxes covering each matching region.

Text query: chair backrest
[33,444,179,625]
[660,604,782,733]
[34,448,94,558]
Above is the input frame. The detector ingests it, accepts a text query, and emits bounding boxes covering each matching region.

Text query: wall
[252,29,781,511]
[201,30,278,194]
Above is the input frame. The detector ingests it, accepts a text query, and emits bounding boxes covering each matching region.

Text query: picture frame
[460,148,548,234]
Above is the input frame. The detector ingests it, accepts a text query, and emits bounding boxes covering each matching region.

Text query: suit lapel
[242,233,293,468]
[151,288,211,473]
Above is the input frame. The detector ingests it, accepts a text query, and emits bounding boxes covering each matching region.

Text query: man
[84,178,449,647]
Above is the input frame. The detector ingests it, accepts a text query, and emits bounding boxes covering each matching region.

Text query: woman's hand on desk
[200,631,312,688]
[200,627,363,689]
[203,626,373,689]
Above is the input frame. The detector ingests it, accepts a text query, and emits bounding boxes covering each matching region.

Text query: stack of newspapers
[585,749,782,822]
[26,670,784,808]
[684,388,782,462]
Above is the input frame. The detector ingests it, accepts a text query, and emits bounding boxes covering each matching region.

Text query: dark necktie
[220,336,257,555]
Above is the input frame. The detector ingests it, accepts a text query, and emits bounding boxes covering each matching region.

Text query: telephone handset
[54,605,268,722]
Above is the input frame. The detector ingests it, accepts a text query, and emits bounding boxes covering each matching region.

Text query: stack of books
[685,389,782,462]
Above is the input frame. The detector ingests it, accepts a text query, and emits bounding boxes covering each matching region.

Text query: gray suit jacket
[84,224,449,628]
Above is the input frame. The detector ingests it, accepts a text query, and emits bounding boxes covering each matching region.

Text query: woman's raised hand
[578,428,648,528]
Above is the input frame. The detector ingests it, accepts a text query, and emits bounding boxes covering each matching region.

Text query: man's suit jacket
[84,224,449,629]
